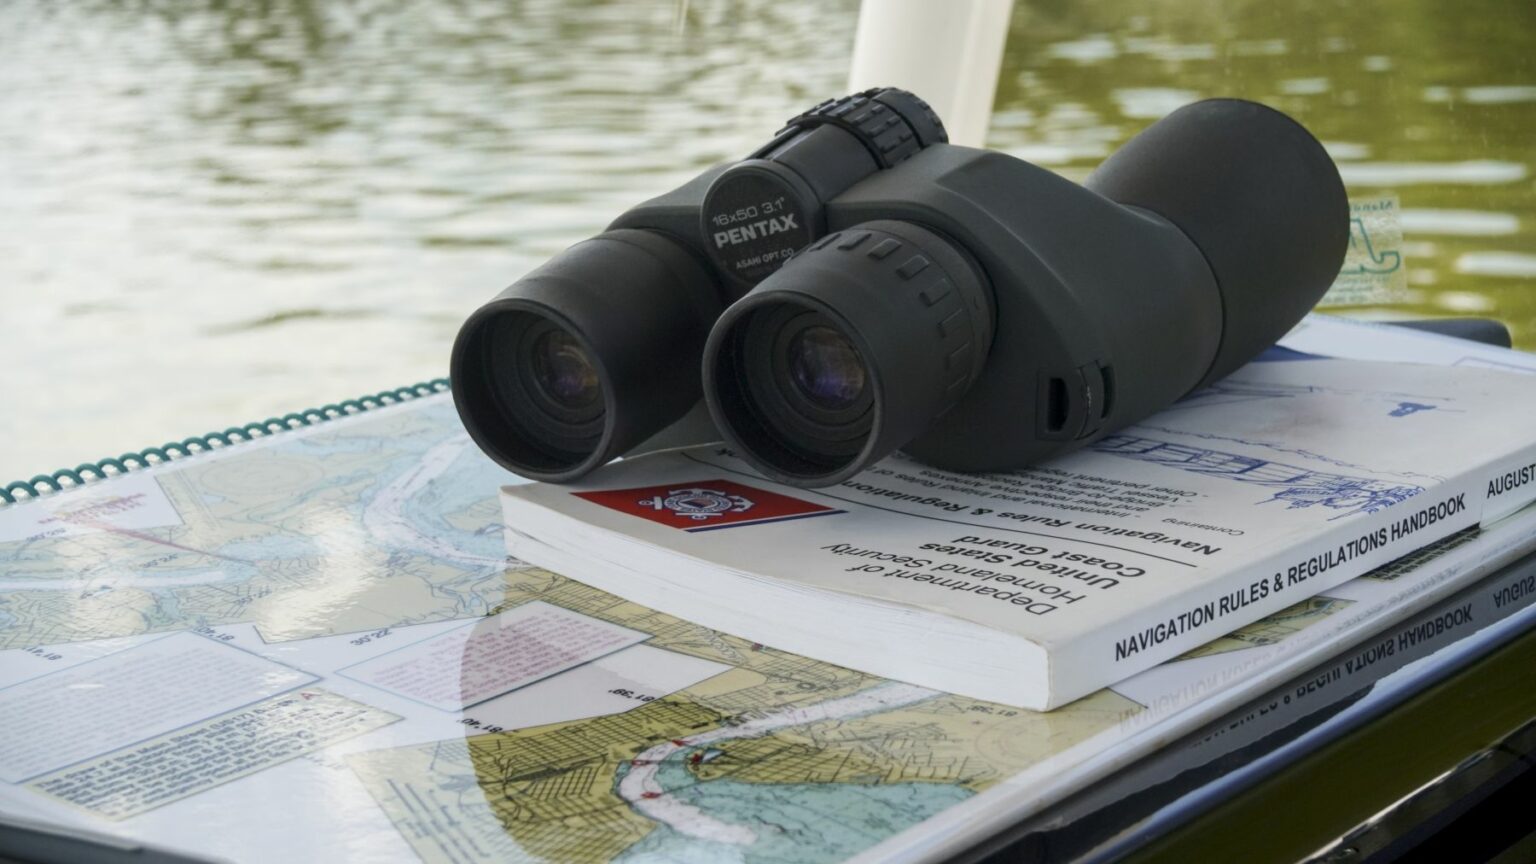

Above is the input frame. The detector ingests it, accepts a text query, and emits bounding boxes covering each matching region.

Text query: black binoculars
[451,88,1348,488]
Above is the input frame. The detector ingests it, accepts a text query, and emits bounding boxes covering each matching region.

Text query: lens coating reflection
[475,312,608,471]
[788,325,866,410]
[708,304,877,482]
[531,328,601,409]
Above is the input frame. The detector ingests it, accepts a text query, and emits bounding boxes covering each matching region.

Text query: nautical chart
[346,566,1142,864]
[0,396,1138,862]
[3,314,1532,863]
[0,396,520,649]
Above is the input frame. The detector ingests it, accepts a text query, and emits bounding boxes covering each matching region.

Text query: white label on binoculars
[500,357,1536,709]
[1322,195,1408,306]
[712,214,801,249]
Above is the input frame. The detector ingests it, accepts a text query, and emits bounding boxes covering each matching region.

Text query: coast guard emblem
[639,488,755,521]
[575,478,844,532]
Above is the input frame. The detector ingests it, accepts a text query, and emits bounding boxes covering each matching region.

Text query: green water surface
[988,0,1536,341]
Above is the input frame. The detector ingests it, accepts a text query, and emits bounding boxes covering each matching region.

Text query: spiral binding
[0,378,452,507]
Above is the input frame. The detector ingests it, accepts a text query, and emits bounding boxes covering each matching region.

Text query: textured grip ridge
[780,87,947,167]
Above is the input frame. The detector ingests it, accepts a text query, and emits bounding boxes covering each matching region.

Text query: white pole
[847,0,1015,148]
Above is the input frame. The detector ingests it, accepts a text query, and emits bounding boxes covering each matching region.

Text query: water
[985,0,1536,338]
[611,758,973,863]
[2,0,1532,480]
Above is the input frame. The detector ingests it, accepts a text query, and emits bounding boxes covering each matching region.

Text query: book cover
[500,358,1536,709]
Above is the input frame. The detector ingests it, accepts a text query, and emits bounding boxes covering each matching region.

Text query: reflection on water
[1,0,1532,478]
[0,0,860,477]
[987,0,1536,344]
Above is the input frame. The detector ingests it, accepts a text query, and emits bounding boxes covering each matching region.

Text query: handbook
[499,352,1536,710]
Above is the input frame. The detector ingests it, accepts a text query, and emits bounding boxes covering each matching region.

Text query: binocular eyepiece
[452,89,1348,488]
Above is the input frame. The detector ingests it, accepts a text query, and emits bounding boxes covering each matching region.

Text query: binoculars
[451,89,1348,488]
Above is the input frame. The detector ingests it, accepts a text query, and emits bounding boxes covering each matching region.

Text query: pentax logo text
[574,479,843,532]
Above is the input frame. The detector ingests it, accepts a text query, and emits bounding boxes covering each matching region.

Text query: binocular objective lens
[704,220,995,488]
[788,325,867,411]
[450,227,724,482]
[456,309,609,474]
[510,318,605,431]
[531,328,601,410]
[706,304,877,484]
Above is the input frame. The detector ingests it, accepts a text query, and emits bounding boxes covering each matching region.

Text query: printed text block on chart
[29,689,397,820]
[0,473,183,543]
[338,601,648,711]
[0,632,314,783]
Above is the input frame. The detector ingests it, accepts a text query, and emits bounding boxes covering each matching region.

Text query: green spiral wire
[0,378,451,506]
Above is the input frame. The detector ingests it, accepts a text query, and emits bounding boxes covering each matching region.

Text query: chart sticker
[0,632,313,783]
[1323,195,1408,306]
[29,689,397,820]
[338,601,648,711]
